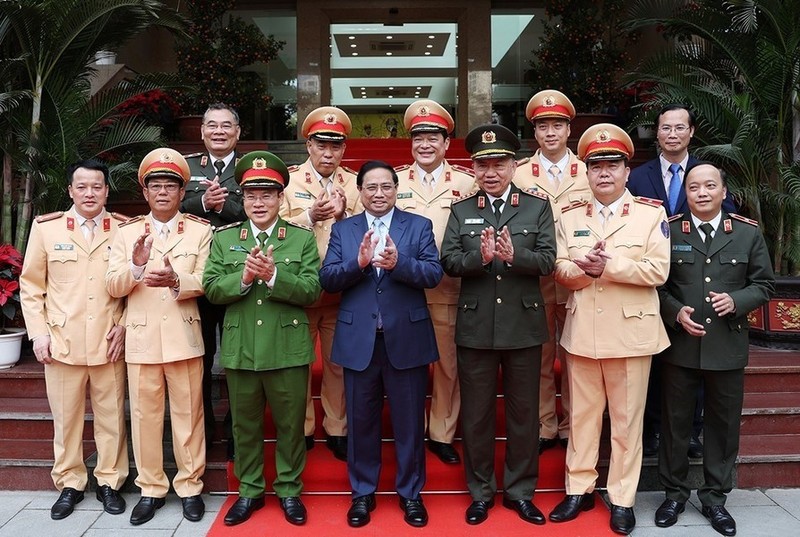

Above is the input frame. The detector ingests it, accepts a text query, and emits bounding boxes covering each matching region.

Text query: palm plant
[0,0,184,253]
[623,0,800,275]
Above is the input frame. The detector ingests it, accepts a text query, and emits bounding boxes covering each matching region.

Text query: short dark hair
[684,160,727,188]
[203,102,240,125]
[656,104,695,128]
[67,160,110,185]
[357,160,398,187]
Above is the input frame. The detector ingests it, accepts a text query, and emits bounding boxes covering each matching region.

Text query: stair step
[737,433,800,488]
[744,348,800,393]
[741,392,800,435]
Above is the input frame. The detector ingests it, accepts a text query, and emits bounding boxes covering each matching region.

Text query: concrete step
[741,392,800,435]
[737,434,800,488]
[744,349,800,394]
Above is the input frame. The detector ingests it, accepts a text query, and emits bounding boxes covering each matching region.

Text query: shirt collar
[71,206,105,228]
[539,151,570,174]
[659,153,690,179]
[149,212,180,234]
[486,185,512,205]
[208,151,235,171]
[414,161,445,183]
[365,207,395,229]
[594,190,628,216]
[690,211,723,234]
[250,219,278,240]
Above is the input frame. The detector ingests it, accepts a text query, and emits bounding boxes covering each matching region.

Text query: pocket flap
[223,311,240,329]
[46,312,66,327]
[52,250,78,263]
[127,312,147,328]
[460,295,478,311]
[409,306,430,323]
[617,236,645,248]
[509,224,539,236]
[622,302,658,319]
[719,253,748,265]
[521,295,540,309]
[337,309,354,325]
[280,312,309,328]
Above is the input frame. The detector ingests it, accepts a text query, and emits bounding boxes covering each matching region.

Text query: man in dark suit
[440,124,556,526]
[628,104,736,458]
[183,102,246,452]
[319,160,443,528]
[655,162,774,537]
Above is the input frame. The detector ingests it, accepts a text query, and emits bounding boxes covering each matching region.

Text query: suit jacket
[628,155,737,217]
[658,213,774,370]
[395,161,477,305]
[440,185,556,350]
[319,209,442,371]
[513,148,591,304]
[202,218,321,371]
[20,209,126,366]
[106,212,212,364]
[554,190,671,358]
[183,152,246,228]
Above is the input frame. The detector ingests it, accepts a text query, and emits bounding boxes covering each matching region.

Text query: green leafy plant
[0,244,22,333]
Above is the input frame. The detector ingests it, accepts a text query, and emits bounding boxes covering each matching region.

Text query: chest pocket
[397,198,417,211]
[460,225,486,248]
[275,251,303,272]
[508,223,539,248]
[670,250,695,284]
[613,235,645,250]
[719,252,749,283]
[172,249,198,270]
[223,250,248,268]
[48,249,79,283]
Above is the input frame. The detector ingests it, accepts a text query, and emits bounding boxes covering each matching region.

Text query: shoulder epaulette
[729,213,759,227]
[522,189,548,201]
[341,166,357,175]
[562,200,588,213]
[452,191,479,204]
[35,211,64,223]
[450,163,475,177]
[394,164,411,172]
[183,152,204,159]
[215,221,242,232]
[287,165,300,173]
[286,221,313,232]
[516,156,530,166]
[667,213,683,223]
[634,196,664,207]
[118,214,145,227]
[184,213,210,226]
[109,212,129,222]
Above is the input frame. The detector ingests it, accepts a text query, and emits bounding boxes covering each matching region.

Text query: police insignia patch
[661,220,670,238]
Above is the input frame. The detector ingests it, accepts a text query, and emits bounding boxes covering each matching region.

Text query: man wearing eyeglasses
[184,102,246,454]
[628,104,736,460]
[106,148,212,526]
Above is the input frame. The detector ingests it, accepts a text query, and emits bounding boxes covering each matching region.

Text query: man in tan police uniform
[279,106,360,460]
[513,90,591,452]
[395,99,475,464]
[549,125,670,535]
[21,160,128,520]
[106,148,212,526]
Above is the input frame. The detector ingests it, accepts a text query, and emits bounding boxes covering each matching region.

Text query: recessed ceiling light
[361,87,366,90]
[416,86,422,90]
[426,44,433,49]
[428,35,435,39]
[362,95,367,99]
[350,44,357,48]
[389,86,394,90]
[388,95,393,99]
[424,52,431,56]
[348,36,355,40]
[386,52,392,56]
[352,52,358,56]
[386,35,393,39]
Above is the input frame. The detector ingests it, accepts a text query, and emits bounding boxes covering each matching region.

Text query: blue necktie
[668,163,682,215]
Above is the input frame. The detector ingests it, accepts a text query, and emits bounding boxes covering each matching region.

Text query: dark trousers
[457,345,541,501]
[659,362,744,506]
[645,355,703,438]
[198,296,226,437]
[343,333,428,500]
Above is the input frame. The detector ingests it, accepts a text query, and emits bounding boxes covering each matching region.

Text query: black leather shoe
[549,493,595,522]
[305,435,315,451]
[465,499,494,525]
[702,505,736,536]
[326,435,348,461]
[96,484,125,515]
[688,435,704,459]
[51,487,84,520]
[399,497,428,527]
[610,505,636,535]
[502,498,546,525]
[280,496,307,525]
[427,440,460,464]
[655,498,685,527]
[181,495,205,522]
[130,496,165,526]
[347,494,376,527]
[538,437,558,453]
[643,432,660,457]
[224,496,265,526]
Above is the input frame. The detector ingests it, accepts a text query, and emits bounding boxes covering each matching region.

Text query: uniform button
[88,315,93,320]
[706,258,711,264]
[705,276,711,283]
[705,296,711,302]
[523,229,528,234]
[88,295,93,300]
[597,308,603,313]
[496,275,502,280]
[292,319,299,326]
[257,320,263,326]
[598,286,604,292]
[732,259,737,264]
[284,258,290,263]
[496,298,502,304]
[88,276,94,281]
[677,259,683,264]
[257,299,263,305]
[258,279,264,285]
[470,231,475,236]
[705,318,712,324]
[88,257,93,261]
[163,315,167,320]
[377,288,382,294]
[323,226,329,231]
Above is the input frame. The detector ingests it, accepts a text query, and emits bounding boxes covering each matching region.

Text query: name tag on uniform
[573,230,591,237]
[672,245,692,252]
[294,192,312,199]
[229,245,249,252]
[54,243,74,250]
[397,192,413,199]
[189,175,205,182]
[465,218,484,225]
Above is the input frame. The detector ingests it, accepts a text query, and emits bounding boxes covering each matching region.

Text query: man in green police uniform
[203,151,321,528]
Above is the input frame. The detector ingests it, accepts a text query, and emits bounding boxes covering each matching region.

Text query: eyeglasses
[361,184,396,194]
[658,125,690,134]
[146,182,181,193]
[203,122,238,132]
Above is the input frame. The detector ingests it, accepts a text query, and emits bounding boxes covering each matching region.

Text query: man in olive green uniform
[441,125,556,526]
[203,151,321,527]
[654,163,774,536]
[395,99,476,464]
[183,103,245,448]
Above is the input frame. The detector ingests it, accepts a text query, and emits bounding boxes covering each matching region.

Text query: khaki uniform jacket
[106,212,212,363]
[183,152,245,229]
[658,213,775,370]
[20,209,126,366]
[440,185,556,349]
[395,161,476,304]
[555,190,671,358]
[514,149,591,305]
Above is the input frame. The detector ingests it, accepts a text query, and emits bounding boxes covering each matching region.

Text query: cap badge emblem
[596,130,610,142]
[481,130,496,144]
[419,106,429,116]
[252,158,267,170]
[160,152,173,162]
[323,113,337,125]
[543,95,555,107]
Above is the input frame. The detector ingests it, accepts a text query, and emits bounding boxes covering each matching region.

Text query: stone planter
[175,115,203,142]
[0,328,26,369]
[749,276,800,349]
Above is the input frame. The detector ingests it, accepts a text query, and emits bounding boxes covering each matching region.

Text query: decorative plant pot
[94,50,117,65]
[0,328,26,370]
[175,115,203,142]
[749,276,800,349]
